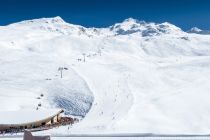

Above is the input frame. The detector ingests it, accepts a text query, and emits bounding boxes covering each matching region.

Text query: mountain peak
[110,18,182,36]
[188,27,210,35]
[122,18,144,24]
[188,27,202,33]
[49,16,65,23]
[15,16,66,26]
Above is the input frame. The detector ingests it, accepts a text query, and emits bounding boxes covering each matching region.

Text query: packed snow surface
[1,17,210,134]
[2,137,210,140]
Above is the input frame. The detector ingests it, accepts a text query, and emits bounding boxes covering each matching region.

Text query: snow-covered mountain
[1,16,210,134]
[188,27,210,35]
[110,18,183,36]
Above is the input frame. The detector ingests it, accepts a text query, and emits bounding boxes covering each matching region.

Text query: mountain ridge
[6,17,186,37]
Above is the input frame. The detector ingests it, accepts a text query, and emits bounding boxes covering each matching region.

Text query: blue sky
[0,0,210,30]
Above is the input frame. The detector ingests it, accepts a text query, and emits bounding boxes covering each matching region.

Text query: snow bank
[0,109,61,124]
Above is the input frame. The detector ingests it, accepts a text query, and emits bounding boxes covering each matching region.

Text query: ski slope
[0,17,210,134]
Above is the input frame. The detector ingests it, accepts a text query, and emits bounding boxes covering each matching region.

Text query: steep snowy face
[109,18,183,36]
[188,27,210,35]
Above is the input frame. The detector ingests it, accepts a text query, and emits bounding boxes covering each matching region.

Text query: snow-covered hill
[188,27,210,35]
[1,17,210,134]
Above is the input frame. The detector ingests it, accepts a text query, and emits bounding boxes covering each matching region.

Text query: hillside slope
[1,17,210,134]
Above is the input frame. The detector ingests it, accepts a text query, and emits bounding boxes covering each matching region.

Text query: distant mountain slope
[1,17,210,134]
[188,27,210,35]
